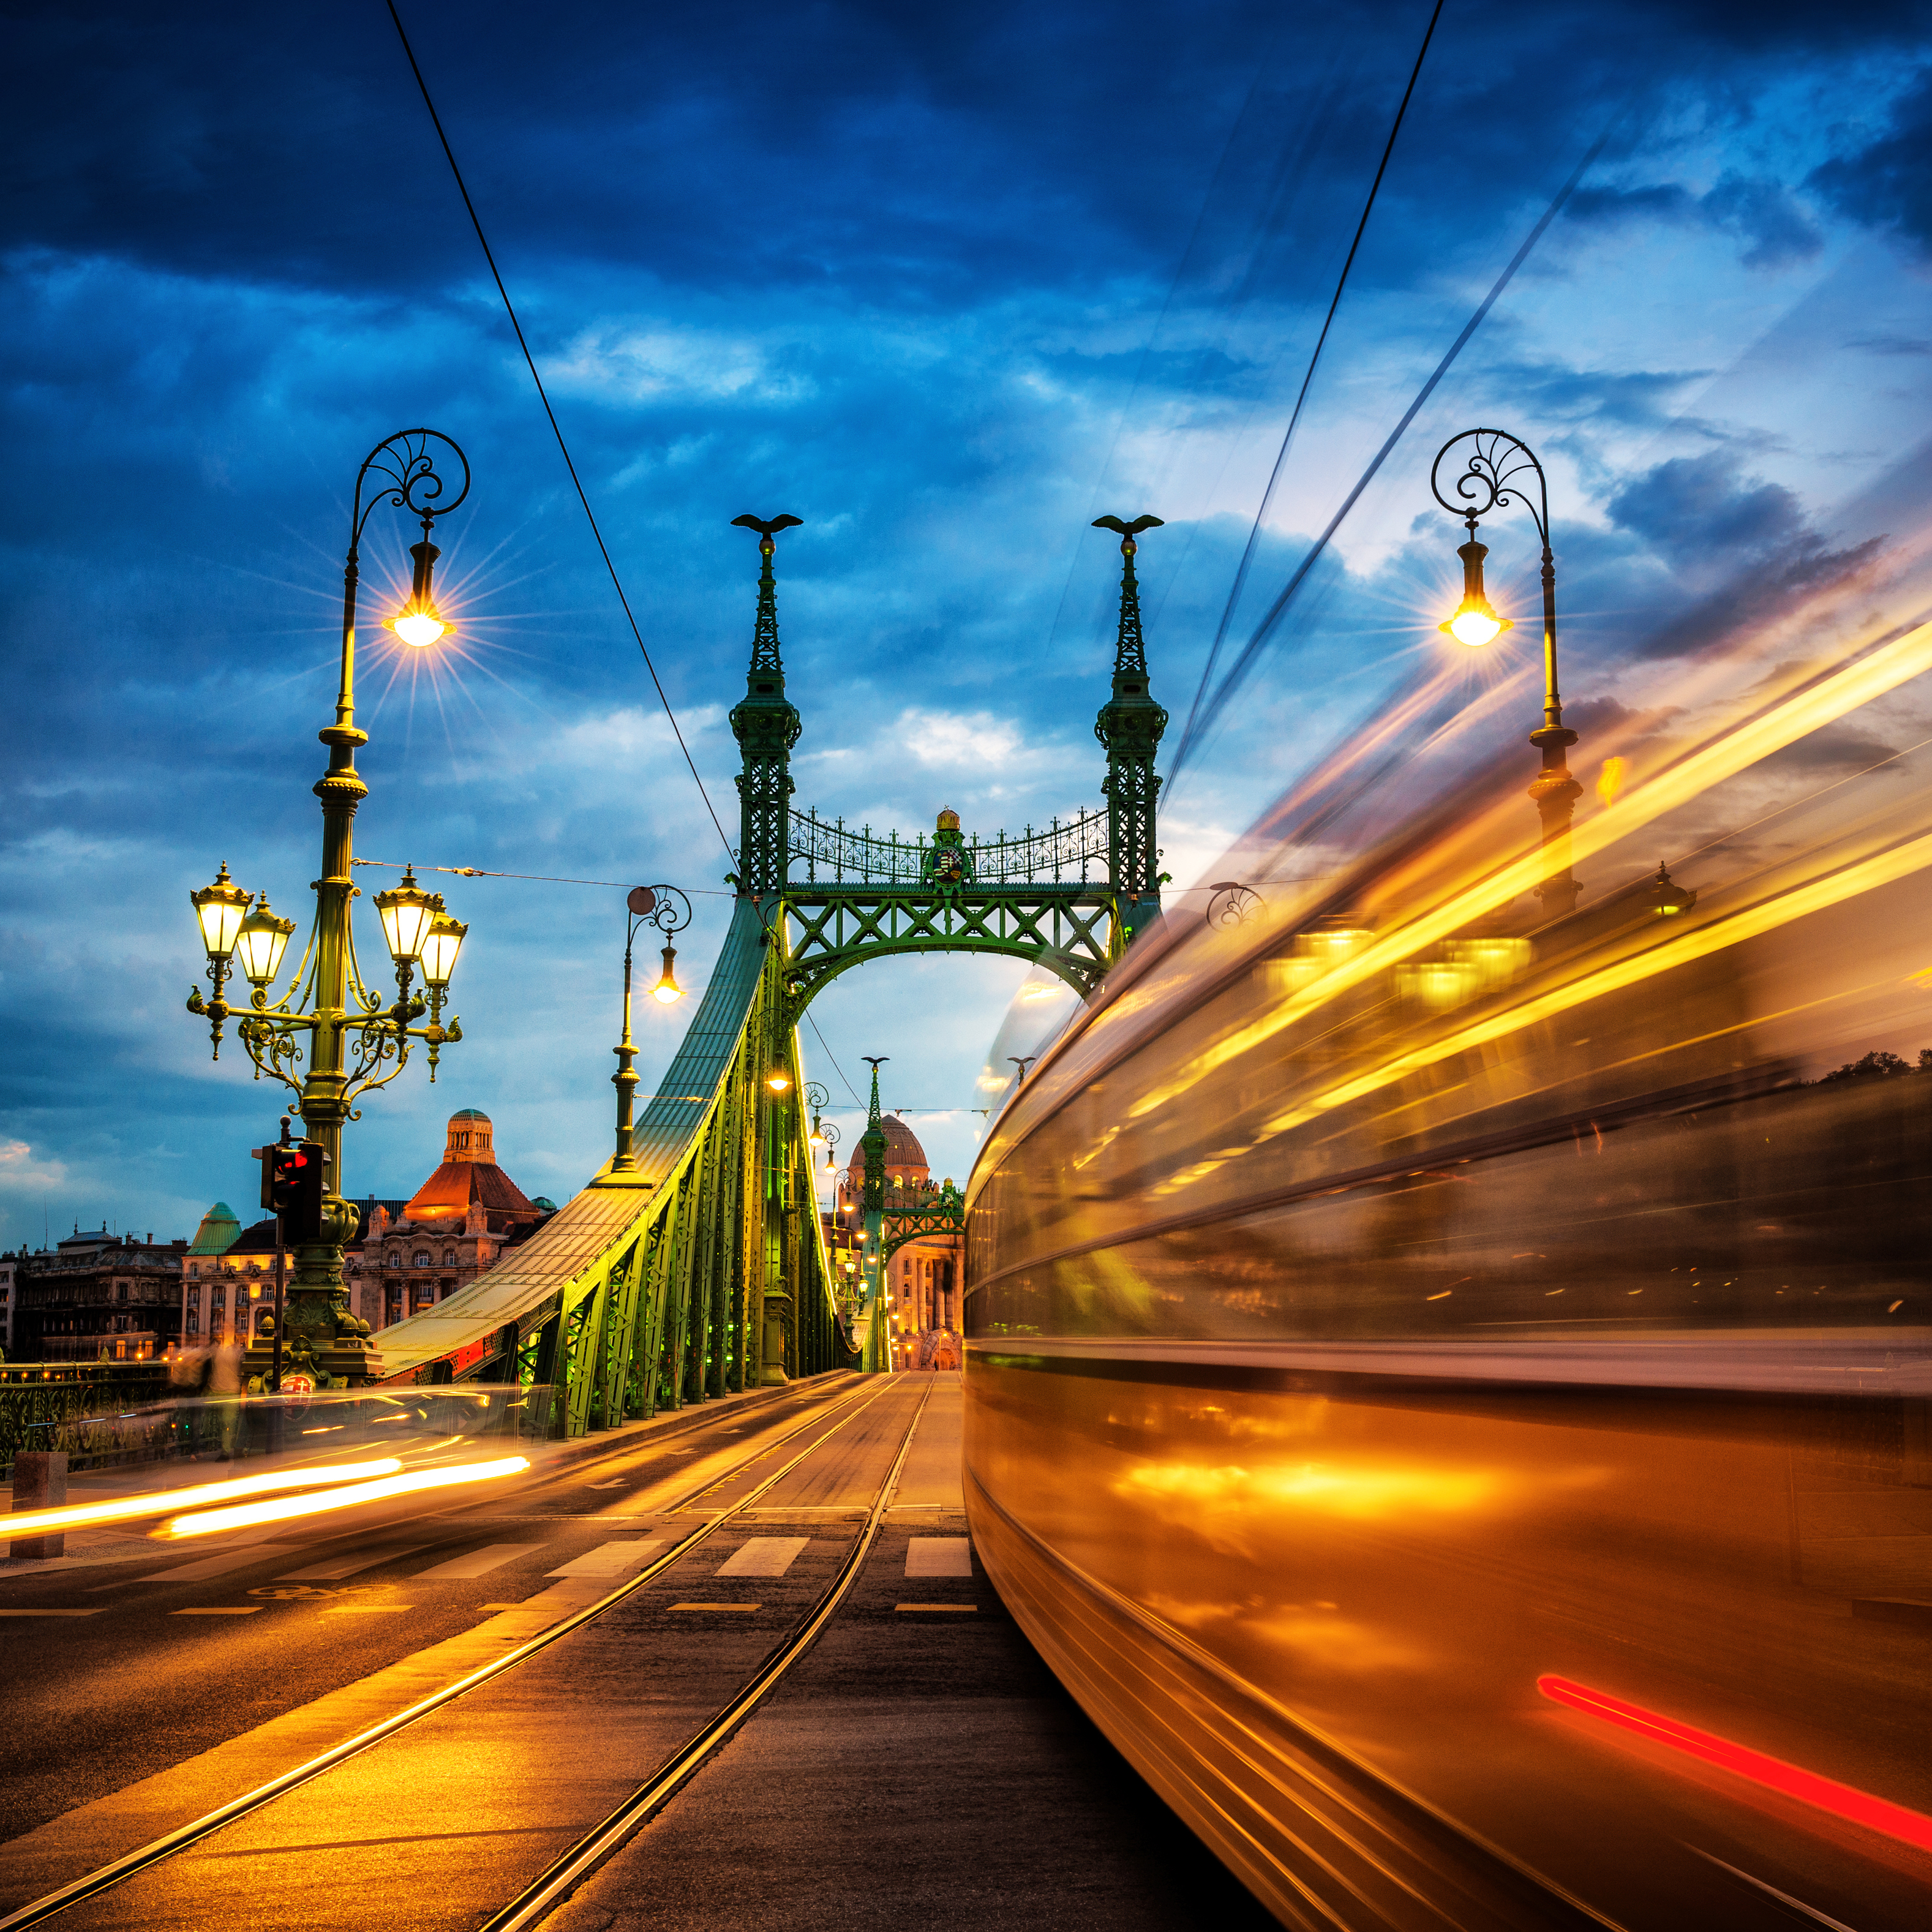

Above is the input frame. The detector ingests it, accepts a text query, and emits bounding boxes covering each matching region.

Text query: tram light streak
[1268,822,1932,1137]
[1538,1674,1932,1854]
[0,1460,405,1541]
[162,1456,530,1536]
[1124,617,1932,1124]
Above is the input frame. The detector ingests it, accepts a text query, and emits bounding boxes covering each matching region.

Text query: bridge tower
[727,513,803,895]
[1093,514,1168,955]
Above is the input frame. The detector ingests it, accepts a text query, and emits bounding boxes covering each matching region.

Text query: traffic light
[266,1140,326,1242]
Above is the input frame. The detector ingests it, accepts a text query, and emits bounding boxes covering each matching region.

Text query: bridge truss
[364,511,1168,1420]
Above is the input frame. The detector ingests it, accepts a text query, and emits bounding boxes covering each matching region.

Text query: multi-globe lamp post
[187,430,475,1391]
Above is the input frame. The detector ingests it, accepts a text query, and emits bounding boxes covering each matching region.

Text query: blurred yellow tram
[963,645,1932,1929]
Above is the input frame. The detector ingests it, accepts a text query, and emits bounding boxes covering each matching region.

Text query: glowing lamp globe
[419,912,467,990]
[1440,534,1513,649]
[234,898,298,989]
[192,862,252,962]
[652,945,683,1004]
[391,608,448,649]
[374,868,439,964]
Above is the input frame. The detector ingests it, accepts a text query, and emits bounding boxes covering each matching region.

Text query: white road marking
[413,1543,546,1581]
[584,1481,628,1490]
[0,1608,103,1617]
[276,1546,426,1581]
[172,1606,261,1615]
[545,1539,667,1578]
[323,1605,413,1614]
[122,1544,301,1585]
[904,1537,972,1578]
[715,1537,809,1578]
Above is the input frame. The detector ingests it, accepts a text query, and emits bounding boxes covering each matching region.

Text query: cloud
[1569,170,1822,268]
[1764,722,1903,770]
[1811,67,1932,255]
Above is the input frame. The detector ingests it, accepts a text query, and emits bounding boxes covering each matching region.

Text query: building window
[186,1311,199,1334]
[413,1250,430,1268]
[187,1261,198,1278]
[387,1252,400,1268]
[117,1282,129,1301]
[443,1249,456,1267]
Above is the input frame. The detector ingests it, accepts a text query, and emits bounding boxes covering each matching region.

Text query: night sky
[6,0,1932,1248]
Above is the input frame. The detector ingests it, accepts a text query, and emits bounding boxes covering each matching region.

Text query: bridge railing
[789,807,1110,885]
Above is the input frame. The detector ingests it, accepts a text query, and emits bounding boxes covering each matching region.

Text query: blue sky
[5,0,1932,1246]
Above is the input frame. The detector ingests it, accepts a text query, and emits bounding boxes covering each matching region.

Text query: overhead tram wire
[385,2,733,863]
[1173,0,1443,780]
[1170,116,1620,781]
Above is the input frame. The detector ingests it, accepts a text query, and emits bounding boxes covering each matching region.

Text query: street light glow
[391,607,448,648]
[1445,601,1507,648]
[652,944,683,1002]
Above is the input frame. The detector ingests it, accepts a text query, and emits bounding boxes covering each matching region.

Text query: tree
[1818,1050,1915,1083]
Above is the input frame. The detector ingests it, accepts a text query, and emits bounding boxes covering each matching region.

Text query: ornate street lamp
[186,429,475,1391]
[601,884,693,1182]
[1432,427,1581,919]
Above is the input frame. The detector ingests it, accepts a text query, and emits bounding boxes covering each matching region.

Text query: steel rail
[480,1377,936,1931]
[0,1376,895,1931]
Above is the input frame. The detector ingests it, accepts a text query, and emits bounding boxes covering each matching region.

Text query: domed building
[343,1109,552,1330]
[830,1113,961,1371]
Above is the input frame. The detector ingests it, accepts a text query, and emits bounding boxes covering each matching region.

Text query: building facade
[343,1110,552,1330]
[827,1114,961,1371]
[16,1228,189,1362]
[178,1203,295,1348]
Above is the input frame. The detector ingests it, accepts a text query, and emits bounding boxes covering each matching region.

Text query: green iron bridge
[364,512,1169,1424]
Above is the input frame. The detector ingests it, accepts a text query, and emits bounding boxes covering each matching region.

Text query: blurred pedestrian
[208,1334,244,1460]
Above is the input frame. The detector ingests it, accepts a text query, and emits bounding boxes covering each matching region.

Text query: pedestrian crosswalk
[715,1537,808,1578]
[9,1530,977,1607]
[905,1538,973,1578]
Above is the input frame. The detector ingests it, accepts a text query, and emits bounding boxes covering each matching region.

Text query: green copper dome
[189,1201,242,1255]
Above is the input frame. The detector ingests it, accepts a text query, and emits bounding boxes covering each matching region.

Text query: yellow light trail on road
[0,1460,405,1542]
[162,1456,531,1537]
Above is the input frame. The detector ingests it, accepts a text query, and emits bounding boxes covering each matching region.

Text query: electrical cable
[350,857,733,893]
[385,2,734,863]
[1172,118,1618,778]
[804,1013,863,1105]
[1175,0,1443,773]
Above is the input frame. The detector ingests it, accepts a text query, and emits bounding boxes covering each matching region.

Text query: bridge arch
[366,512,1170,1413]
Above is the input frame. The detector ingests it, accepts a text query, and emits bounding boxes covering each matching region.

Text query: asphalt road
[0,1374,1275,1931]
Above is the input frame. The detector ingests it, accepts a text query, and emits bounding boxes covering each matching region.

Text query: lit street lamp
[1432,427,1581,919]
[186,429,475,1390]
[601,884,693,1182]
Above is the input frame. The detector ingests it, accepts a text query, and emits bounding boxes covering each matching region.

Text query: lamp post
[1431,427,1581,920]
[186,429,474,1391]
[600,884,692,1184]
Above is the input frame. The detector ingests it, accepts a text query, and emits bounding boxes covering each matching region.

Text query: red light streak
[1538,1674,1932,1855]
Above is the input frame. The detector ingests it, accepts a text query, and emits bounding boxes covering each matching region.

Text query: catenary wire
[385,2,734,863]
[1175,0,1444,775]
[1170,116,1618,781]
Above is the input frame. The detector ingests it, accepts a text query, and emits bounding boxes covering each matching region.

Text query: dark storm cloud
[1607,451,1887,660]
[1570,172,1822,269]
[1811,65,1932,255]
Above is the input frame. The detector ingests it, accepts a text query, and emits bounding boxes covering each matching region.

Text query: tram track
[0,1374,923,1932]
